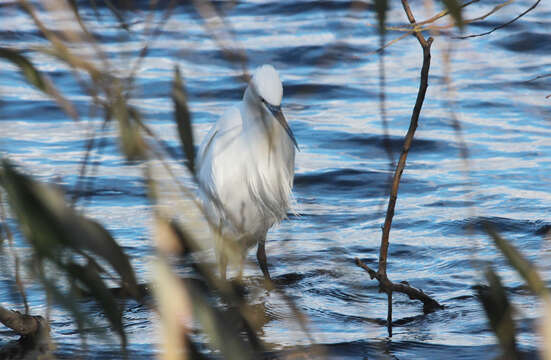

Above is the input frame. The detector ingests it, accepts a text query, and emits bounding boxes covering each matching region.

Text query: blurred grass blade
[67,0,82,21]
[375,0,389,33]
[20,0,103,82]
[36,267,98,338]
[113,93,146,161]
[486,225,548,297]
[67,0,93,38]
[153,259,191,359]
[35,45,102,82]
[104,0,130,31]
[477,268,517,358]
[0,47,78,120]
[71,217,140,298]
[185,334,211,360]
[0,48,46,90]
[1,160,70,258]
[542,301,551,360]
[154,215,194,255]
[185,279,257,360]
[66,262,126,348]
[0,160,140,298]
[441,0,464,29]
[172,65,195,175]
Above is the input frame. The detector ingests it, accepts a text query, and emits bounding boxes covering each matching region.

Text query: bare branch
[367,0,523,58]
[357,0,442,337]
[378,0,433,279]
[455,0,541,39]
[0,305,45,336]
[367,30,411,56]
[382,0,519,36]
[417,0,481,26]
[356,258,443,313]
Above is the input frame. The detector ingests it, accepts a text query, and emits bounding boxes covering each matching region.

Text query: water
[1,0,550,358]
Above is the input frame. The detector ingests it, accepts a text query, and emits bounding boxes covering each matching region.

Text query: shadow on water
[496,31,551,54]
[294,166,435,199]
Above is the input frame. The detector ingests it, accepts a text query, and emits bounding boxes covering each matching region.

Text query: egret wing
[197,106,242,165]
[197,106,243,202]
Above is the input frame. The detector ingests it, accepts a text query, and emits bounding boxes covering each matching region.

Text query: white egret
[197,64,298,281]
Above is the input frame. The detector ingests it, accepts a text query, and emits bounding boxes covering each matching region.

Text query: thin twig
[416,0,480,26]
[373,0,480,32]
[363,0,515,59]
[380,0,515,35]
[367,31,412,56]
[526,73,551,82]
[454,0,540,39]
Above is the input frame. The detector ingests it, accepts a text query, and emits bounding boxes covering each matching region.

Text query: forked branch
[355,258,443,313]
[356,0,442,336]
[378,0,433,279]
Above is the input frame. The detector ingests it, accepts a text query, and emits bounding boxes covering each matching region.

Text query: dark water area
[1,0,551,358]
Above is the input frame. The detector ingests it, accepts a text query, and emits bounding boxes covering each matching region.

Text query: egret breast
[198,93,295,248]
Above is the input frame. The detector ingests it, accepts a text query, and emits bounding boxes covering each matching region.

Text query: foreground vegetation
[0,1,546,359]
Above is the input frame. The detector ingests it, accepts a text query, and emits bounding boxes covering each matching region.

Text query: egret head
[251,64,283,106]
[248,64,298,149]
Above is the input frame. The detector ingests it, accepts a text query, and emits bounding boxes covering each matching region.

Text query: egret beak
[265,103,299,150]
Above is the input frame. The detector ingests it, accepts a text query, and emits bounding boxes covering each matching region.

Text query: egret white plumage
[197,64,298,281]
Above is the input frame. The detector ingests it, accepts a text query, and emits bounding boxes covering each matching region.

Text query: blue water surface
[1,0,551,359]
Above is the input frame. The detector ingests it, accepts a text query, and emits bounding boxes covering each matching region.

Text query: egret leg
[237,252,245,280]
[216,229,227,280]
[219,251,228,280]
[256,236,271,282]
